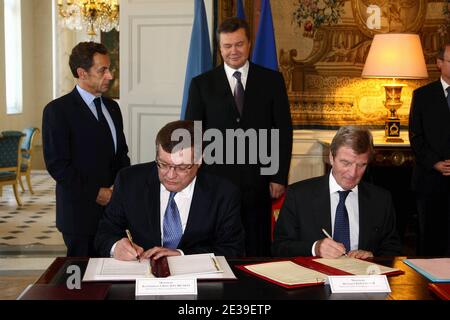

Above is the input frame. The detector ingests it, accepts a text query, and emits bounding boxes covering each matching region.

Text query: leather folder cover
[150,256,171,277]
[428,283,450,300]
[18,283,110,300]
[236,257,402,289]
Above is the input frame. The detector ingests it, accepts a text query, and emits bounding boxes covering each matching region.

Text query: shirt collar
[224,60,249,81]
[76,84,100,107]
[161,176,197,198]
[440,77,450,95]
[328,171,358,195]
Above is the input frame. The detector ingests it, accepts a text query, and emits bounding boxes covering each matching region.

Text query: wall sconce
[362,33,428,142]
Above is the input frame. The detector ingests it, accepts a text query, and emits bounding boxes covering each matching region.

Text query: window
[4,0,22,114]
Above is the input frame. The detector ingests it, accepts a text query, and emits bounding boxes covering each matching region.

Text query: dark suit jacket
[409,80,450,193]
[42,87,130,235]
[272,175,402,257]
[94,162,246,257]
[185,62,293,188]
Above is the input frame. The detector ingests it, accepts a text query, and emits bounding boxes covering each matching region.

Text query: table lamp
[362,33,428,142]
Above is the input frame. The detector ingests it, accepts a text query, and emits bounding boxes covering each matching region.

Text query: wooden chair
[0,131,25,206]
[18,127,40,194]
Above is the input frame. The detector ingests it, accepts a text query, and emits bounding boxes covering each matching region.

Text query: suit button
[236,118,240,123]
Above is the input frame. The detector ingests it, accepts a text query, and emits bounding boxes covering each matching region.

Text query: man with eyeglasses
[95,120,245,260]
[409,43,450,256]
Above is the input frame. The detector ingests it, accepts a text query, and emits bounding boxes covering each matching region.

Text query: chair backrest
[21,127,38,150]
[0,131,24,169]
[20,127,39,159]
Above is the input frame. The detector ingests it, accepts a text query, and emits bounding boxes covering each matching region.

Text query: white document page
[244,261,328,286]
[315,256,399,275]
[168,253,223,276]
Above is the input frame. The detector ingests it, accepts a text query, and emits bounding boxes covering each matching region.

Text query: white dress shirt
[224,60,249,93]
[110,177,197,257]
[159,177,197,243]
[312,172,360,255]
[440,77,450,97]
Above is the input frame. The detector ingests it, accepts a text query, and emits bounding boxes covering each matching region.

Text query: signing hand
[347,250,374,259]
[315,238,347,258]
[113,238,144,261]
[140,246,181,260]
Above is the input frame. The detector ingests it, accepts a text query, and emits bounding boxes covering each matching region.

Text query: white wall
[0,0,53,170]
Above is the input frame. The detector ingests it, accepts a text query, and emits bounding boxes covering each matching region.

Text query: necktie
[446,87,450,111]
[333,190,351,252]
[163,192,183,249]
[93,97,115,155]
[233,71,244,115]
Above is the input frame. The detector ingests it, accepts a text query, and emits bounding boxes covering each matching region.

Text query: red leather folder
[236,257,403,289]
[18,283,111,300]
[428,283,450,300]
[235,259,325,289]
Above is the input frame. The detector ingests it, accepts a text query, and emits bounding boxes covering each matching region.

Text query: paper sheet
[315,256,400,275]
[244,261,328,286]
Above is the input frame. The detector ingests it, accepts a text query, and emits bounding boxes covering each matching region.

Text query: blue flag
[251,0,278,71]
[237,0,246,19]
[180,0,212,119]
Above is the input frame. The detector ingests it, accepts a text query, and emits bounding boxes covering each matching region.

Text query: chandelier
[57,0,119,38]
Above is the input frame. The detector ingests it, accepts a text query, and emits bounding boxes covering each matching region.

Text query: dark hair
[217,17,250,43]
[69,42,108,78]
[437,43,450,60]
[155,120,202,159]
[330,126,373,158]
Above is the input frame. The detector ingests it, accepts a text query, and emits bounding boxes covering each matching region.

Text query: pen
[211,257,220,272]
[321,228,348,256]
[125,229,140,261]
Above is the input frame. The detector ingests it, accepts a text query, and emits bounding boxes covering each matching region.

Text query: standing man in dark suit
[95,120,245,260]
[409,43,450,256]
[42,42,130,257]
[273,126,401,258]
[185,17,293,256]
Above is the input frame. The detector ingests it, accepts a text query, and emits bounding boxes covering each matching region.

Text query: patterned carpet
[0,171,65,255]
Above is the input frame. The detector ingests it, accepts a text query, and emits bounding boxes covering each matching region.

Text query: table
[27,256,438,300]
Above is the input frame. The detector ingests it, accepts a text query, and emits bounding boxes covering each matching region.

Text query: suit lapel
[357,182,371,249]
[70,87,100,123]
[431,81,450,118]
[312,176,333,233]
[179,172,211,246]
[146,167,162,245]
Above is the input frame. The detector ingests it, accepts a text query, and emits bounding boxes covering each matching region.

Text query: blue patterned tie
[163,192,182,249]
[233,71,244,115]
[333,190,351,252]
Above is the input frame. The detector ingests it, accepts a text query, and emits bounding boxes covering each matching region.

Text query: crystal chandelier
[57,0,119,38]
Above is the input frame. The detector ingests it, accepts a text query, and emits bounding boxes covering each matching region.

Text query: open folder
[236,256,402,289]
[83,253,236,281]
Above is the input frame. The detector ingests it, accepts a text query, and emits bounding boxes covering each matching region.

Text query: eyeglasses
[155,159,194,174]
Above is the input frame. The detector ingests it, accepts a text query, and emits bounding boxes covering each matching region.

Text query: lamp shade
[362,33,428,79]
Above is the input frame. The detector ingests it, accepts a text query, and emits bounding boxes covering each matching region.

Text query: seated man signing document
[272,126,402,259]
[95,120,245,260]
